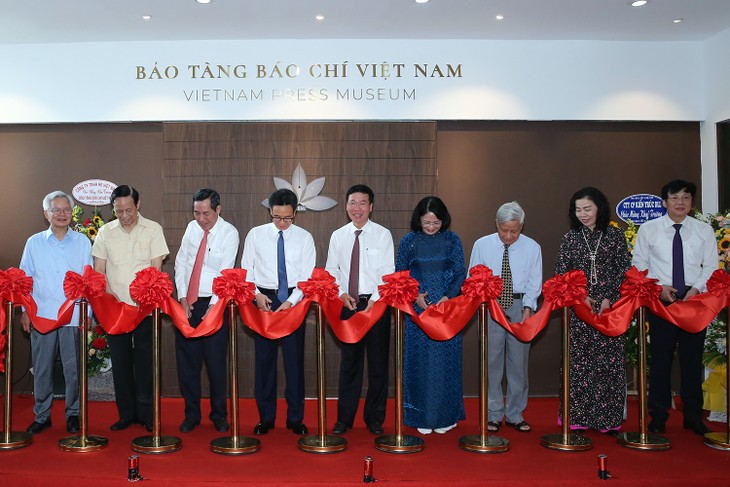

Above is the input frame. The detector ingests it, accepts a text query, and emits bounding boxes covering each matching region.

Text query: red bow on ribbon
[212,268,256,305]
[461,264,503,301]
[0,267,33,302]
[378,270,419,306]
[130,267,173,307]
[542,269,587,308]
[299,268,340,302]
[619,267,661,301]
[707,268,730,297]
[63,265,107,299]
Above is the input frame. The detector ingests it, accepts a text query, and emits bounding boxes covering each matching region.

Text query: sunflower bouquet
[72,205,105,242]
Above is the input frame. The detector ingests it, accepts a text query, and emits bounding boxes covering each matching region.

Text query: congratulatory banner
[135,61,463,104]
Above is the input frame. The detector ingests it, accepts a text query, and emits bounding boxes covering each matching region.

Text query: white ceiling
[2,0,730,45]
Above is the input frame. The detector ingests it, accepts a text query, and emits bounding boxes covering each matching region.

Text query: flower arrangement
[72,204,112,376]
[72,205,105,241]
[694,209,729,368]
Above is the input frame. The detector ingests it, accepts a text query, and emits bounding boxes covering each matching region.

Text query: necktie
[349,230,362,298]
[187,229,209,305]
[277,230,288,304]
[500,243,514,309]
[672,224,685,299]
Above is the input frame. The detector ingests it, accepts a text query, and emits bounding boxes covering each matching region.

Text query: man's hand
[340,292,357,311]
[660,285,678,303]
[364,299,375,312]
[255,293,272,311]
[180,298,192,318]
[683,287,700,300]
[521,307,532,323]
[20,312,32,333]
[275,301,292,312]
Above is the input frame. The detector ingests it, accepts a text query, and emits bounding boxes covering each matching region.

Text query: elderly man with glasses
[20,190,92,435]
[240,188,316,436]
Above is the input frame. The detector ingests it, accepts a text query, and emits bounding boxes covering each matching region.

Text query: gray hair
[495,201,525,224]
[43,191,75,212]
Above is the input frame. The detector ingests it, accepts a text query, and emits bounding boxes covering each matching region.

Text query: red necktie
[187,229,209,305]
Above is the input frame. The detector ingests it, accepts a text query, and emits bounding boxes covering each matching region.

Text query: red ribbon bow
[706,268,730,297]
[378,270,419,306]
[461,264,503,302]
[63,265,107,299]
[542,269,587,308]
[130,267,173,307]
[298,268,339,302]
[0,267,33,302]
[212,268,256,304]
[619,267,661,300]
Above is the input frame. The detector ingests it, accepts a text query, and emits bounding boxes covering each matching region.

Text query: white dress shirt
[240,222,316,305]
[175,216,240,306]
[325,219,395,303]
[468,232,543,311]
[632,214,717,292]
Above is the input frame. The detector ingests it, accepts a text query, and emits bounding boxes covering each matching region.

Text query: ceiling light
[630,1,647,7]
[496,15,504,21]
[196,0,212,4]
[673,18,683,24]
[142,14,151,20]
[315,15,325,21]
[415,0,429,4]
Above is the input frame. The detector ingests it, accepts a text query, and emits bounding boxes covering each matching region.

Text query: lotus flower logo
[262,163,338,212]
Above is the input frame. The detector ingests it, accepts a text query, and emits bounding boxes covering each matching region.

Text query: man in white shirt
[632,179,717,435]
[174,188,239,433]
[241,189,316,436]
[469,201,542,433]
[326,184,394,435]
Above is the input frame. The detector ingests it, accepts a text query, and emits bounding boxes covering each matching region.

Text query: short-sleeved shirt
[92,214,169,305]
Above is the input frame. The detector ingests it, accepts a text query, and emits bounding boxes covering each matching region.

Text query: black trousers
[648,307,707,424]
[253,288,306,424]
[174,297,229,423]
[337,297,391,427]
[108,316,153,424]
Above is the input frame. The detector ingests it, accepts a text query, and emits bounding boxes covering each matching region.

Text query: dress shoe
[179,418,200,433]
[142,421,153,432]
[253,420,274,435]
[286,421,308,435]
[110,418,135,431]
[26,419,52,434]
[683,419,711,435]
[368,422,384,435]
[648,419,665,434]
[213,418,230,433]
[332,422,351,434]
[66,416,80,433]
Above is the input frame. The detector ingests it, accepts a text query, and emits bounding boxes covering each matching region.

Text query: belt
[358,294,372,301]
[512,293,524,300]
[259,287,295,294]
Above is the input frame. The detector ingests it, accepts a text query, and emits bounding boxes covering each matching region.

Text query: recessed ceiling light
[496,15,504,21]
[673,18,683,24]
[142,14,151,20]
[196,0,212,4]
[315,15,325,21]
[630,1,647,7]
[415,0,429,4]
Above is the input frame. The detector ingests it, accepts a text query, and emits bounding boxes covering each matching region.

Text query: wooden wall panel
[160,122,438,399]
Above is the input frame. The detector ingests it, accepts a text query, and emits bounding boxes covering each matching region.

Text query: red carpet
[1,395,728,486]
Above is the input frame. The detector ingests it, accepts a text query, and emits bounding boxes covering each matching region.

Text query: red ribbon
[0,268,37,372]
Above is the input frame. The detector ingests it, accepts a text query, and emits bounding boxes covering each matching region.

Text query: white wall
[701,27,730,212]
[0,39,704,123]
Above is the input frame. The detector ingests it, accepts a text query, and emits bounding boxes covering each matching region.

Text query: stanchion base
[540,433,592,451]
[374,434,424,453]
[210,435,261,455]
[0,431,33,450]
[703,432,730,451]
[58,434,109,452]
[459,434,510,453]
[616,432,670,450]
[298,434,348,454]
[131,435,182,454]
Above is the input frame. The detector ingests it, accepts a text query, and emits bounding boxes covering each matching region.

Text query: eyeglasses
[271,215,294,223]
[667,195,692,202]
[421,220,442,228]
[49,208,72,215]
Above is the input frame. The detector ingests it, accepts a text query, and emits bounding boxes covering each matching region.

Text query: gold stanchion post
[375,308,424,453]
[211,302,260,455]
[0,300,33,450]
[59,298,108,452]
[541,307,592,451]
[704,305,730,450]
[459,303,509,453]
[299,303,347,453]
[131,308,182,454]
[616,307,670,450]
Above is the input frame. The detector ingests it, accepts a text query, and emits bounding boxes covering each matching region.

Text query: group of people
[19,178,716,439]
